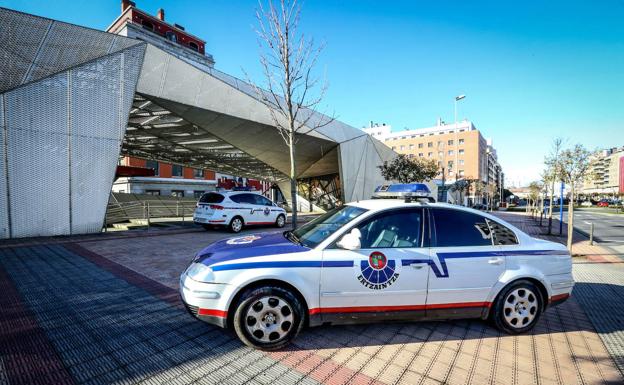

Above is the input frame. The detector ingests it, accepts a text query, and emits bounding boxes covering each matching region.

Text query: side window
[431,209,492,247]
[356,209,423,249]
[487,219,519,245]
[229,194,245,204]
[255,196,273,206]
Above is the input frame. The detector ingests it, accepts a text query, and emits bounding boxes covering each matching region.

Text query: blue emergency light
[372,183,435,202]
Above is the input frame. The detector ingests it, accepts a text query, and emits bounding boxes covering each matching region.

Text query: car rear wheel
[229,217,244,233]
[275,214,286,228]
[492,280,543,334]
[232,286,304,350]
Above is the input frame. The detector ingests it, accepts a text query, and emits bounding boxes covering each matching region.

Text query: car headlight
[185,263,215,283]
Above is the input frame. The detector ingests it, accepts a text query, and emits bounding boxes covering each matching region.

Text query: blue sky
[3,0,623,186]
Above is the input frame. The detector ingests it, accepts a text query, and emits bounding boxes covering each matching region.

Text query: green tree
[378,154,439,183]
[557,144,593,251]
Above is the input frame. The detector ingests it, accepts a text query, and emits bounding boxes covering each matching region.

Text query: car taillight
[210,205,224,210]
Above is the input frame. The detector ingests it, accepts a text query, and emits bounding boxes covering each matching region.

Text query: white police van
[193,191,287,233]
[181,183,573,350]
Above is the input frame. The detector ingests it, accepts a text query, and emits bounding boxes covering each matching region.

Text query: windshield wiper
[284,230,302,246]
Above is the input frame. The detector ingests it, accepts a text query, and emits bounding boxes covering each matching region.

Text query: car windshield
[288,205,368,248]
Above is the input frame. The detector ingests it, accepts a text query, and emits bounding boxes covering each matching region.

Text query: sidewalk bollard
[589,222,594,245]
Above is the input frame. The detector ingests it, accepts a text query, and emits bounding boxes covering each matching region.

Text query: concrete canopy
[0,7,396,239]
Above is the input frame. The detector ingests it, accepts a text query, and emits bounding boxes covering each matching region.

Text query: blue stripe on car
[211,260,353,271]
[402,249,569,278]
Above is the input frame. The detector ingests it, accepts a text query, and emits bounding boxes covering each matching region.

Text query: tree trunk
[566,184,574,251]
[289,133,298,229]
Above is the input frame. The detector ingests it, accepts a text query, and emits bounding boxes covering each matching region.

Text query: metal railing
[105,200,196,227]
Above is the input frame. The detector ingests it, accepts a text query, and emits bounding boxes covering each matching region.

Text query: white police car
[181,184,573,350]
[193,191,286,233]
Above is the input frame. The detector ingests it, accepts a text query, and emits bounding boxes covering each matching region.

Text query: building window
[188,42,199,51]
[145,190,160,195]
[459,138,465,145]
[172,164,183,177]
[400,145,405,151]
[438,151,443,157]
[193,168,203,178]
[409,144,414,150]
[437,141,442,147]
[418,143,423,149]
[409,154,414,158]
[411,135,416,138]
[459,170,465,177]
[428,142,433,148]
[459,149,465,155]
[146,160,159,176]
[165,31,177,42]
[142,20,154,31]
[448,171,454,176]
[193,190,205,199]
[171,190,185,198]
[401,136,406,139]
[428,152,433,157]
[418,153,424,157]
[448,140,454,145]
[438,161,443,166]
[459,159,464,165]
[448,161,454,168]
[448,150,454,156]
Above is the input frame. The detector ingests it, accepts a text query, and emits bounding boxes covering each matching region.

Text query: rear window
[199,193,224,204]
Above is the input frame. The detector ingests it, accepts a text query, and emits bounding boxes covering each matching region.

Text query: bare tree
[544,138,563,234]
[557,144,592,251]
[251,0,333,228]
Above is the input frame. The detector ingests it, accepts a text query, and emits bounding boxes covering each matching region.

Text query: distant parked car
[597,200,609,207]
[193,191,287,233]
[472,203,487,211]
[580,201,593,207]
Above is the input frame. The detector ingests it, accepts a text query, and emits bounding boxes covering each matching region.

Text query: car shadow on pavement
[289,282,623,350]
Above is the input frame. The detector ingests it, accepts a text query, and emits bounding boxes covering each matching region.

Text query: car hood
[195,232,310,266]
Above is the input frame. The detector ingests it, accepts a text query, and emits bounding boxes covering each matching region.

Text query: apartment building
[582,147,624,195]
[363,119,503,204]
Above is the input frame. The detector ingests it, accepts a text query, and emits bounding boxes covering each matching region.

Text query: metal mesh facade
[0,95,8,238]
[0,44,145,238]
[0,7,142,94]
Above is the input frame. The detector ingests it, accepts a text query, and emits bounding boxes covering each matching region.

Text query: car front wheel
[492,280,543,334]
[232,286,304,350]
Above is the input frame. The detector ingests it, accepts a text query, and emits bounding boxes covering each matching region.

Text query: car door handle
[410,263,426,269]
[488,257,504,265]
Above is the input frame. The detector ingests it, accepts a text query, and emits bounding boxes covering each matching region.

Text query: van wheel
[492,280,543,334]
[229,216,244,233]
[232,286,304,350]
[275,214,286,228]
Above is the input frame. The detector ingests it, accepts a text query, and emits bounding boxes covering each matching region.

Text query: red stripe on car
[309,301,491,315]
[198,308,228,318]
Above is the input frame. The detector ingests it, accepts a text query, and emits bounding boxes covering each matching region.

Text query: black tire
[492,280,543,334]
[232,286,304,350]
[275,214,286,228]
[228,216,244,233]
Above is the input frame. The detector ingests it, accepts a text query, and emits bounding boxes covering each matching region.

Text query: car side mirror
[337,228,362,250]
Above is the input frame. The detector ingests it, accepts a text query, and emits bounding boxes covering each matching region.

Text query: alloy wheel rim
[244,296,294,343]
[503,288,538,328]
[277,216,285,227]
[232,219,242,232]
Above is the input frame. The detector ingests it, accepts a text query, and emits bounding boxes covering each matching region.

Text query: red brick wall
[159,163,172,178]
